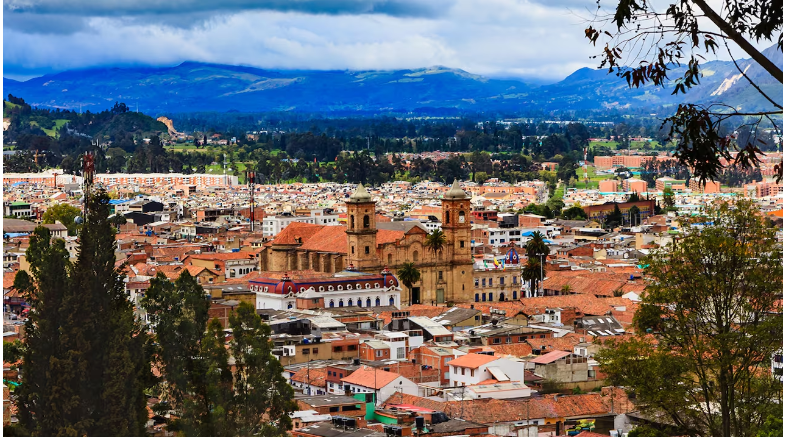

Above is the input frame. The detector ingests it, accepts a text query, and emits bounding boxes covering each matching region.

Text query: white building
[340,366,419,405]
[250,268,402,311]
[262,210,341,237]
[447,353,525,388]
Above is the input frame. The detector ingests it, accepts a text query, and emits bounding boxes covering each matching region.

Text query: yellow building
[259,182,475,304]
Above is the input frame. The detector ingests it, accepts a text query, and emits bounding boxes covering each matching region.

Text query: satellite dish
[74,216,84,225]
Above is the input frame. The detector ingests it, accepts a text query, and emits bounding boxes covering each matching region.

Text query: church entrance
[412,287,421,305]
[436,289,445,304]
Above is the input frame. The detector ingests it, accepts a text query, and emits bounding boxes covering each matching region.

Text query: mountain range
[3,44,781,115]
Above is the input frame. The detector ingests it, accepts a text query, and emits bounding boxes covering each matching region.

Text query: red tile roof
[341,366,401,389]
[291,367,328,388]
[298,226,348,253]
[447,353,498,369]
[271,222,325,246]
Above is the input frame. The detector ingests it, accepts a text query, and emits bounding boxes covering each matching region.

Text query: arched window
[329,300,335,308]
[347,299,353,306]
[459,210,466,223]
[357,298,363,307]
[288,286,293,293]
[375,297,381,306]
[338,300,344,307]
[366,298,372,307]
[389,296,395,306]
[287,303,293,309]
[475,293,480,302]
[412,250,419,262]
[499,292,505,301]
[445,211,450,224]
[363,215,370,228]
[350,215,355,228]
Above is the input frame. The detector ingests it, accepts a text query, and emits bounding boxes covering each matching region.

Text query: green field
[573,165,611,189]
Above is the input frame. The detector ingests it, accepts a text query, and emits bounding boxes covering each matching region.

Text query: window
[329,406,340,413]
[350,215,355,228]
[412,251,419,262]
[397,348,405,359]
[500,277,505,285]
[493,338,501,344]
[357,299,363,307]
[388,254,393,265]
[475,293,479,302]
[366,298,372,307]
[365,246,370,255]
[506,337,512,344]
[540,334,546,338]
[375,297,381,306]
[460,241,465,248]
[347,299,353,306]
[376,350,383,357]
[461,368,465,376]
[347,345,357,351]
[454,367,458,374]
[312,348,319,354]
[329,300,335,308]
[303,349,310,355]
[445,211,450,224]
[470,369,474,377]
[474,278,479,287]
[389,296,395,306]
[481,293,486,302]
[513,276,518,284]
[482,278,486,287]
[351,246,355,254]
[488,293,493,301]
[339,300,344,307]
[519,336,527,342]
[438,271,443,280]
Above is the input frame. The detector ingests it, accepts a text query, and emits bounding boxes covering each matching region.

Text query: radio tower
[248,170,255,232]
[82,152,95,221]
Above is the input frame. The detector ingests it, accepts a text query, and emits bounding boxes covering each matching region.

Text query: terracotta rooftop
[529,350,571,364]
[341,366,401,390]
[447,353,499,369]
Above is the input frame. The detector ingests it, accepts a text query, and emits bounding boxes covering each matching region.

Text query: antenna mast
[248,170,255,232]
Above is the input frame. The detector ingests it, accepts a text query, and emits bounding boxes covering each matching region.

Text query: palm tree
[560,284,573,296]
[424,229,447,302]
[397,262,421,307]
[521,258,542,297]
[525,231,549,260]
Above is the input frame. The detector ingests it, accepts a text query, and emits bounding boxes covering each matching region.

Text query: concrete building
[447,353,525,387]
[622,178,647,194]
[688,177,721,194]
[340,366,419,405]
[530,350,589,383]
[598,180,618,193]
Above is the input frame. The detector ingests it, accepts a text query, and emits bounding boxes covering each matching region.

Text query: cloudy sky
[2,0,764,82]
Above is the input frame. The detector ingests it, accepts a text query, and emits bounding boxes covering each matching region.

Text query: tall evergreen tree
[11,191,151,437]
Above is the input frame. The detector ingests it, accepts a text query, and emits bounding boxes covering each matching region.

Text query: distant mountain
[3,45,781,114]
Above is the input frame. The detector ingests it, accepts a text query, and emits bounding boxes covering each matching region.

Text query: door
[436,288,445,304]
[412,287,421,305]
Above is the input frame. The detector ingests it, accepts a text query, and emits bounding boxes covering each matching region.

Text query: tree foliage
[12,191,151,437]
[41,203,81,236]
[585,0,783,183]
[597,198,783,437]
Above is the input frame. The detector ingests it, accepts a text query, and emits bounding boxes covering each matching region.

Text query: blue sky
[2,0,766,82]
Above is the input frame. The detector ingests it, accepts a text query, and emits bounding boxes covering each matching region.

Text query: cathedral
[258,180,475,304]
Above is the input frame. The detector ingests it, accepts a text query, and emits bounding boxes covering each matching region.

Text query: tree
[12,191,151,437]
[397,262,421,306]
[424,229,447,302]
[605,203,623,228]
[584,0,783,184]
[521,258,543,297]
[560,285,573,296]
[628,205,641,226]
[141,270,213,434]
[228,302,297,435]
[597,199,782,437]
[663,187,676,211]
[627,192,641,203]
[560,206,588,220]
[41,203,81,236]
[525,231,549,261]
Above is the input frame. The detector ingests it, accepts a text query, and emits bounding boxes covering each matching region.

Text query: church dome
[347,183,372,203]
[444,179,467,200]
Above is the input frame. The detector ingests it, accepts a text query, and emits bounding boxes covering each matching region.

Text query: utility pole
[248,170,255,232]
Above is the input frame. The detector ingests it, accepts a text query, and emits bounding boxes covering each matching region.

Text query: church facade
[258,181,475,305]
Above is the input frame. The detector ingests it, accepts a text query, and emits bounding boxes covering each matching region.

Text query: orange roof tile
[298,226,349,254]
[291,367,328,388]
[271,222,325,246]
[341,366,401,389]
[447,353,499,369]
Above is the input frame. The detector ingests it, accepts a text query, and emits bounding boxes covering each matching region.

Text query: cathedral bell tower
[441,179,473,301]
[345,184,380,271]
